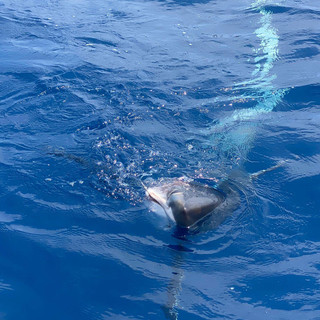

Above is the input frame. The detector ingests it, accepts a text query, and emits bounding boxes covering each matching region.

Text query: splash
[207,0,287,163]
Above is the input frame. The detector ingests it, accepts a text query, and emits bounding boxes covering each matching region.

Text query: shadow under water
[163,234,193,320]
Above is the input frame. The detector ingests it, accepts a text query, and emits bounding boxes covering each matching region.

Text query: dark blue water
[1,0,320,319]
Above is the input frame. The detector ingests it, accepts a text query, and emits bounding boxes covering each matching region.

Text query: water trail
[165,2,288,319]
[206,0,287,164]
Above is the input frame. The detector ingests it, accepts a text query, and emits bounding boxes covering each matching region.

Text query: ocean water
[0,0,320,319]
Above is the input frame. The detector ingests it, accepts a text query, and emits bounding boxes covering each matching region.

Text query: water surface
[0,0,320,319]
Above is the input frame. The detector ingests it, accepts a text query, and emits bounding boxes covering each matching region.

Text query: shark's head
[167,190,188,227]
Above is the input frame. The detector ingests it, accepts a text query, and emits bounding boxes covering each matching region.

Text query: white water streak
[207,0,287,160]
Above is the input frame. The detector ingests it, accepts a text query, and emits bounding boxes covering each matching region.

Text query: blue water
[1,0,320,319]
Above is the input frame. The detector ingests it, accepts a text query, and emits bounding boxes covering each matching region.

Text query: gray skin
[146,161,286,228]
[146,178,241,229]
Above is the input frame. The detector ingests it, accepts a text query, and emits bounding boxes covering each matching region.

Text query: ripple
[75,37,117,48]
[0,0,319,319]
